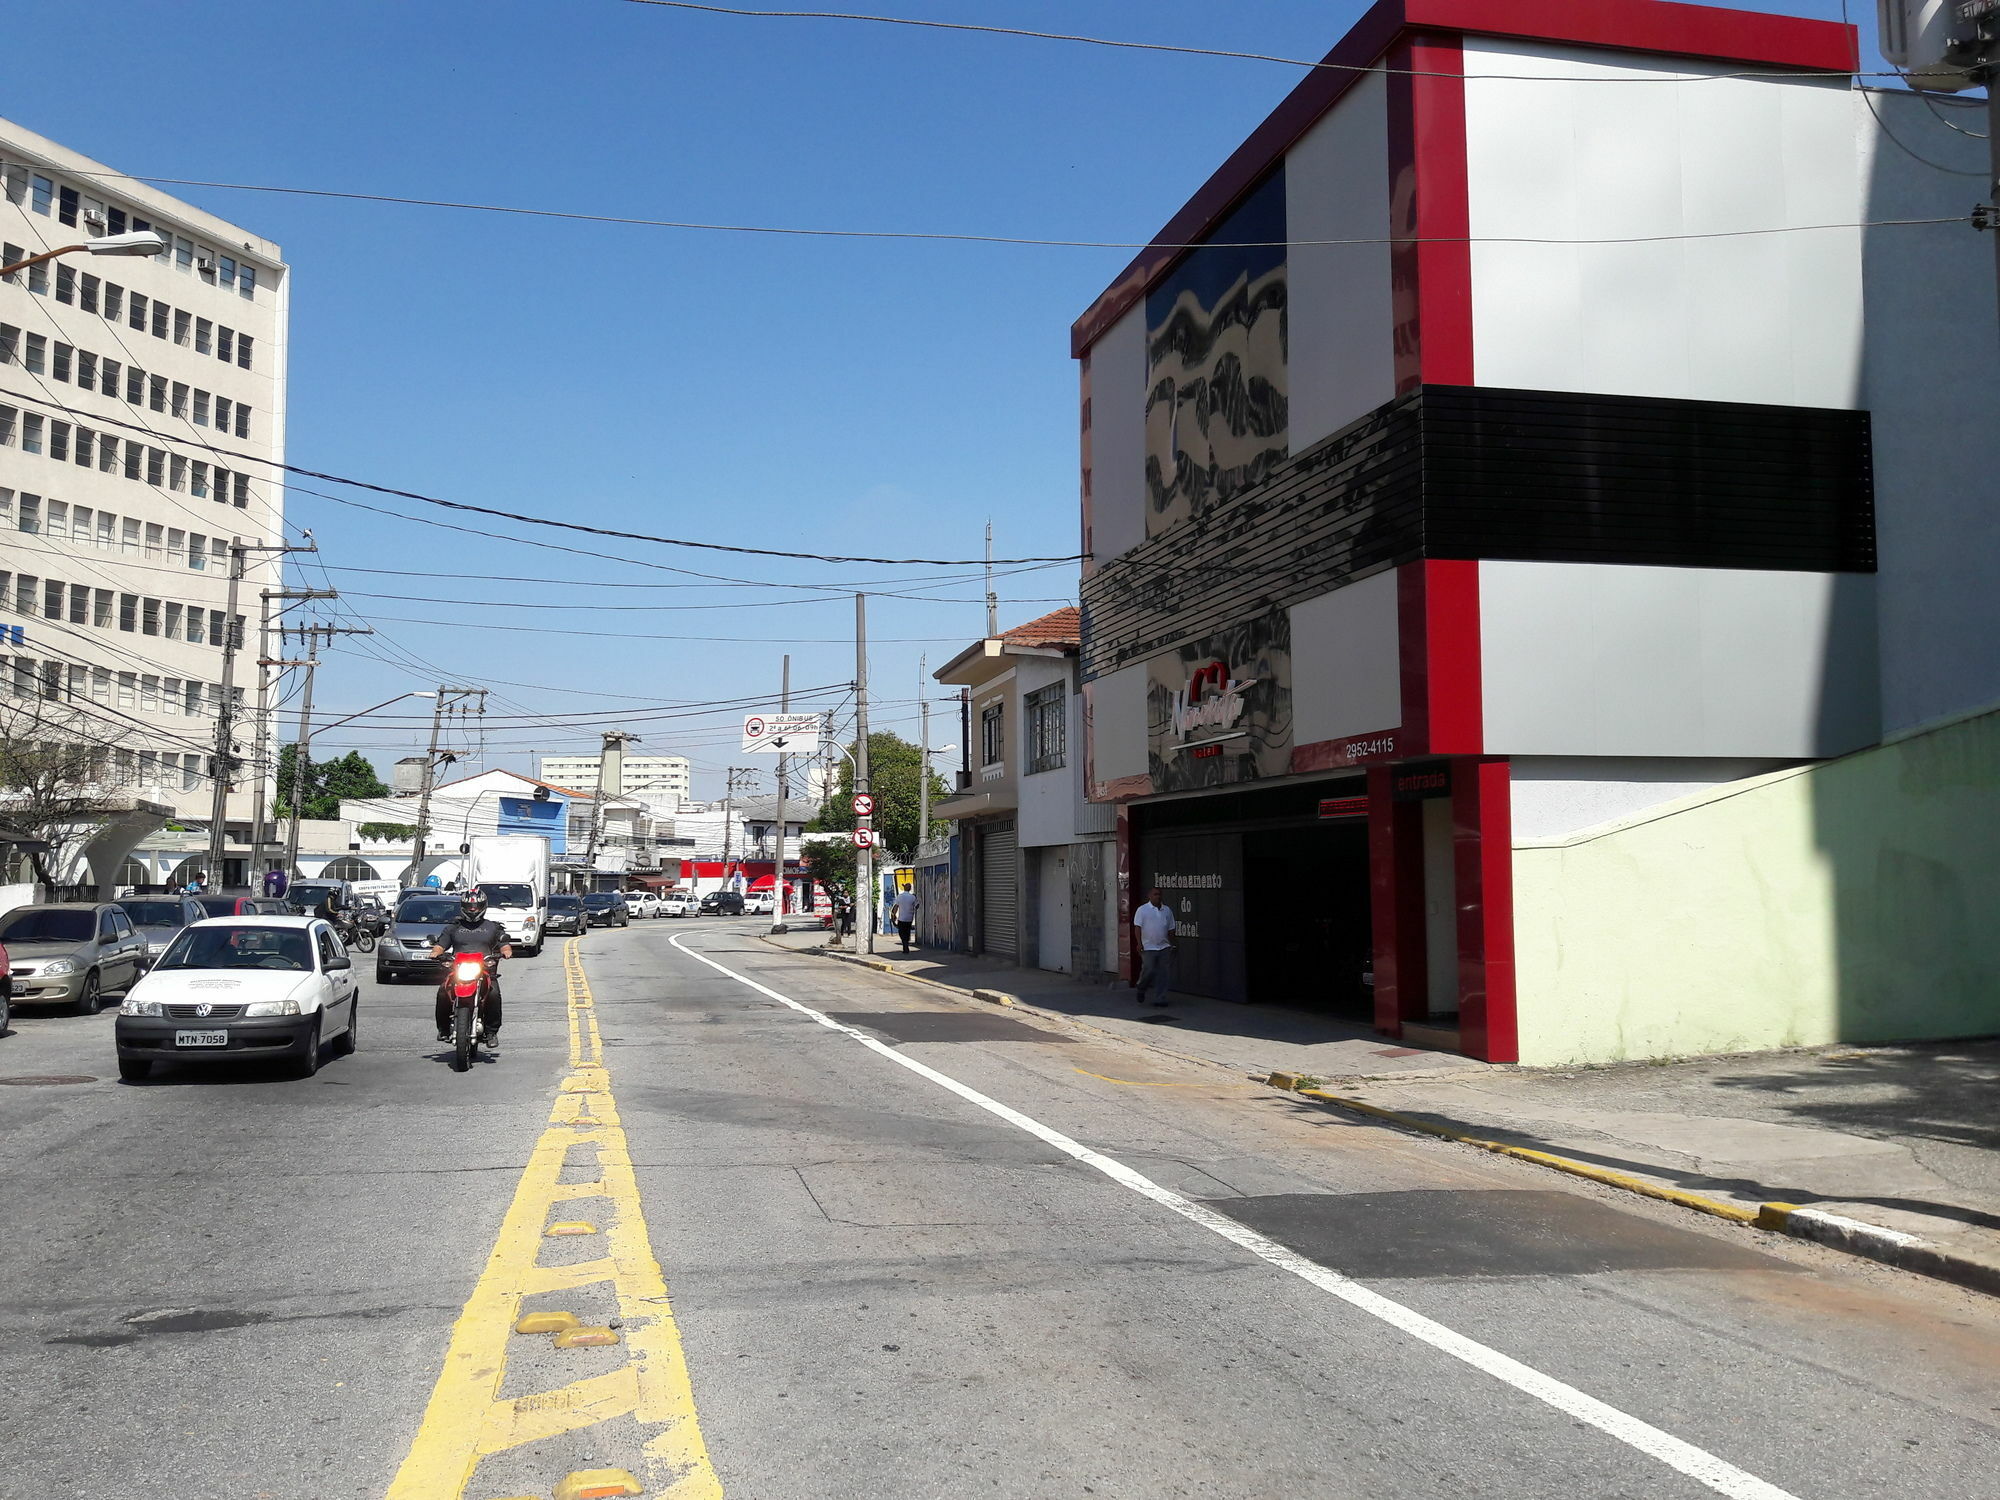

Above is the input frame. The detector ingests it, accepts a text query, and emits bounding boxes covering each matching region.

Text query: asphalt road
[3,920,1998,1500]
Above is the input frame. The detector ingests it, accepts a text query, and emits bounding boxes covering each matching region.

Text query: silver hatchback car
[0,903,149,1014]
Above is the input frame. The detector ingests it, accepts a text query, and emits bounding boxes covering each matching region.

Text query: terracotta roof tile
[999,606,1080,649]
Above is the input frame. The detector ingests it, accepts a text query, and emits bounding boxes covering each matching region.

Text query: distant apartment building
[538,752,691,803]
[0,117,288,890]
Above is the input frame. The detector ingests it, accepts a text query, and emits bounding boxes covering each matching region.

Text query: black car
[580,892,629,928]
[544,894,587,937]
[699,890,745,916]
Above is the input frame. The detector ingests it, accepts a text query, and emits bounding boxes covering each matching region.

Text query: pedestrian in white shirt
[1132,887,1177,1007]
[891,887,918,952]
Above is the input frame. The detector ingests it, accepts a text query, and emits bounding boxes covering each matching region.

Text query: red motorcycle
[445,954,496,1072]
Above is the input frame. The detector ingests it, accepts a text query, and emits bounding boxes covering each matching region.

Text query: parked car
[195,894,266,918]
[581,892,630,928]
[115,894,209,969]
[245,897,294,917]
[375,894,463,984]
[285,880,353,918]
[0,903,149,1014]
[625,890,661,920]
[0,937,11,1036]
[543,893,587,938]
[659,890,697,918]
[115,917,360,1081]
[742,892,775,916]
[699,890,745,916]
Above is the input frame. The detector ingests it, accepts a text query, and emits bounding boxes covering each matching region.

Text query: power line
[614,0,1901,85]
[0,382,1080,567]
[54,171,1966,254]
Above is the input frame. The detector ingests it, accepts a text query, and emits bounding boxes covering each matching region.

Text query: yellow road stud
[551,1325,622,1348]
[554,1470,643,1500]
[513,1310,580,1335]
[545,1220,599,1237]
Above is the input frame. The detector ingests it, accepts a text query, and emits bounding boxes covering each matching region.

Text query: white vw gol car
[113,917,360,1083]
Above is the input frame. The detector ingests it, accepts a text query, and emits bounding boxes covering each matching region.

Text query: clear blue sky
[5,0,1875,798]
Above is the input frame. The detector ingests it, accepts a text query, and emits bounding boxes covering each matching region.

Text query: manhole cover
[0,1075,97,1086]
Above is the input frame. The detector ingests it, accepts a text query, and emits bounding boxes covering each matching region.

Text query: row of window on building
[1,257,257,372]
[3,488,231,572]
[1,323,253,436]
[0,688,210,793]
[2,161,261,300]
[1,567,243,652]
[0,404,254,507]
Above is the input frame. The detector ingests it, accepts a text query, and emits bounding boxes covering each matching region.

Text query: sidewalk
[1329,1040,2000,1293]
[778,930,1487,1083]
[772,929,2000,1294]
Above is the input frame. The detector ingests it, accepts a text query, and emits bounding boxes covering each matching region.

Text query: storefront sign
[1147,609,1292,794]
[1392,761,1453,801]
[1317,796,1368,819]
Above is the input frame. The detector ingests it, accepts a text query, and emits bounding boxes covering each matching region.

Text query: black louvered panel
[1081,384,1874,683]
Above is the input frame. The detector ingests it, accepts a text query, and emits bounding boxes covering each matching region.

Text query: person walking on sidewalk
[891,886,918,952]
[1133,887,1177,1007]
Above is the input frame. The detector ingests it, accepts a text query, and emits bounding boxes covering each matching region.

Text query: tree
[357,821,423,842]
[807,731,948,862]
[0,699,144,891]
[802,838,855,908]
[277,745,391,821]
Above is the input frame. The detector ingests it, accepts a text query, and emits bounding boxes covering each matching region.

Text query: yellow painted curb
[1292,1087,1763,1226]
[514,1310,580,1336]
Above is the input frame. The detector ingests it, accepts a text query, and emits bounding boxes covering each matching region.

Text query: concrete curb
[1285,1082,2000,1299]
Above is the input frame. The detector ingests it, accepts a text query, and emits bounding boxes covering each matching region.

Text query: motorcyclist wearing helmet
[430,889,512,1053]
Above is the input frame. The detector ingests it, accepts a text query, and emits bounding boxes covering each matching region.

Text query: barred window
[980,701,1005,768]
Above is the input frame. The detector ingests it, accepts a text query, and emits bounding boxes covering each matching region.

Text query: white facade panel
[1856,91,2000,734]
[1462,40,1863,409]
[1086,305,1147,565]
[1479,561,1878,758]
[1087,663,1148,784]
[1284,71,1395,450]
[1510,756,1794,841]
[1290,570,1401,744]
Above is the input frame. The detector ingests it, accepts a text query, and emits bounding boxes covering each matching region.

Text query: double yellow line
[384,939,721,1499]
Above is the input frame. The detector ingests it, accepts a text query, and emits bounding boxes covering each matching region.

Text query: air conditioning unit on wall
[82,208,106,229]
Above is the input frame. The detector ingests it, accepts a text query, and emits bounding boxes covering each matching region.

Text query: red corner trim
[1391,33,1472,389]
[1396,559,1482,756]
[1453,757,1517,1062]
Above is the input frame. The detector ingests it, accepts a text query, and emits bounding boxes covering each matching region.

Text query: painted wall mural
[1144,171,1289,538]
[1146,609,1293,793]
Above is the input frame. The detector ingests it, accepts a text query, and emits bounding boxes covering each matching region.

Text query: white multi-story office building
[0,118,288,887]
[538,753,691,803]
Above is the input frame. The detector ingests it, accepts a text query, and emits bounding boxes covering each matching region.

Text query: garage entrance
[1243,820,1373,1019]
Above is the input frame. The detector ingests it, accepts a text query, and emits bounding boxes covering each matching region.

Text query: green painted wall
[1513,704,2000,1065]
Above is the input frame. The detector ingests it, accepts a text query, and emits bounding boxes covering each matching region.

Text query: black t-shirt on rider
[434,917,509,957]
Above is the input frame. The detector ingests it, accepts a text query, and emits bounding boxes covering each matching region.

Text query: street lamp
[0,230,167,278]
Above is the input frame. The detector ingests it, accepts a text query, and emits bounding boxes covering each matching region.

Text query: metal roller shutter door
[979,822,1018,959]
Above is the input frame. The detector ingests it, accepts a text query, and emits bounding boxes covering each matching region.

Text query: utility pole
[772,654,790,928]
[984,520,998,638]
[249,587,336,884]
[205,537,313,888]
[410,686,487,881]
[918,652,930,847]
[580,730,638,882]
[718,766,756,893]
[855,591,874,954]
[274,622,373,878]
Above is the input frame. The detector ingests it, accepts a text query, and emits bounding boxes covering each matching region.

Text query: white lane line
[670,934,1799,1500]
